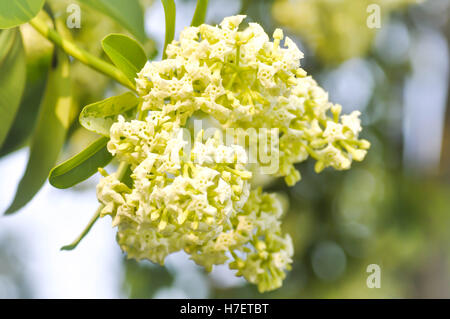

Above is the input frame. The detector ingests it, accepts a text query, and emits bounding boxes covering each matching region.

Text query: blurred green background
[1,0,449,298]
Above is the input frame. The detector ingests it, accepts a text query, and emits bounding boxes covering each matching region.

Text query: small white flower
[323,121,346,141]
[341,110,362,136]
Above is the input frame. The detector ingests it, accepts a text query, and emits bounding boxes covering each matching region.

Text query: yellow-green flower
[273,0,423,65]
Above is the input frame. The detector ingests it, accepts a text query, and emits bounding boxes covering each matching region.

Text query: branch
[29,14,136,92]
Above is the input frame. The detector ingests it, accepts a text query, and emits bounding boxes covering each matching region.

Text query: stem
[161,0,176,59]
[191,0,209,27]
[29,14,136,92]
[137,99,147,121]
[116,161,130,180]
[60,205,102,251]
[60,162,130,251]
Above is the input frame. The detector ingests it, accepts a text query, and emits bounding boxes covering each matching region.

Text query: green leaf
[0,29,26,148]
[161,0,176,59]
[102,33,147,84]
[4,49,73,215]
[79,92,139,136]
[191,0,209,27]
[0,0,45,29]
[0,29,14,57]
[0,77,46,156]
[49,136,113,189]
[78,0,147,43]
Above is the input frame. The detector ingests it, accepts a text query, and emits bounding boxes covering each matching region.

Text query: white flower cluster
[97,15,370,292]
[96,112,292,292]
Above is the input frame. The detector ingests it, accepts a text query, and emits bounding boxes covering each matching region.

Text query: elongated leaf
[79,92,139,136]
[78,0,147,43]
[0,29,26,148]
[4,50,73,215]
[0,0,45,29]
[102,34,147,84]
[1,23,53,156]
[0,29,15,57]
[191,0,209,27]
[0,78,46,156]
[49,136,113,189]
[161,0,176,59]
